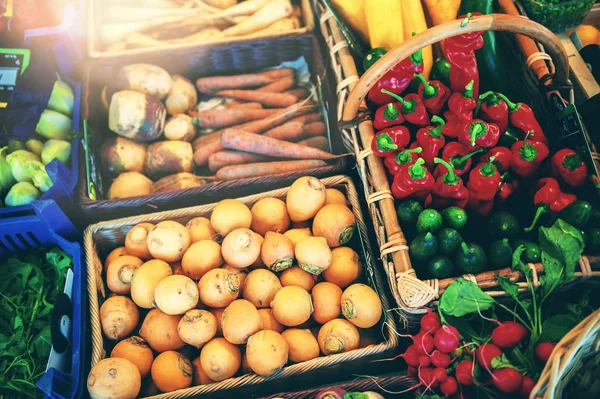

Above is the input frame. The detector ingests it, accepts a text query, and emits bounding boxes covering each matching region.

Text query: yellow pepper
[423,0,461,26]
[364,0,404,51]
[330,0,369,44]
[401,0,433,79]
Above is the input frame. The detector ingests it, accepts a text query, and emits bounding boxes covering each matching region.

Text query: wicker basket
[318,9,600,321]
[79,32,347,224]
[531,308,600,399]
[84,0,315,59]
[84,175,398,399]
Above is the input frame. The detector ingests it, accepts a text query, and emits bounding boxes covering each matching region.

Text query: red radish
[519,376,536,398]
[535,342,556,363]
[420,310,442,334]
[418,355,431,367]
[491,321,527,349]
[433,325,460,353]
[475,343,502,371]
[431,350,451,368]
[440,376,459,396]
[413,332,435,355]
[407,366,418,377]
[401,345,421,367]
[432,367,448,383]
[491,368,523,393]
[456,360,475,386]
[418,367,439,389]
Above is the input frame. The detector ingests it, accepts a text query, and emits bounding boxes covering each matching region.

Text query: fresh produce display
[521,0,595,32]
[0,247,73,397]
[99,62,333,199]
[0,80,75,207]
[89,176,385,398]
[93,0,304,52]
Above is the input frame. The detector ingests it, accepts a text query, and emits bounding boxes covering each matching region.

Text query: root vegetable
[198,269,240,308]
[456,360,475,385]
[210,199,252,236]
[186,217,217,242]
[491,368,523,393]
[260,232,294,272]
[139,308,185,352]
[441,376,459,396]
[221,264,248,292]
[145,141,194,178]
[221,228,261,268]
[210,308,226,337]
[491,321,527,349]
[109,90,166,141]
[433,325,460,354]
[208,150,275,173]
[340,283,382,328]
[520,376,536,397]
[100,296,139,340]
[108,172,153,199]
[147,221,191,262]
[222,0,294,37]
[111,336,154,378]
[154,275,199,315]
[151,351,193,392]
[182,240,223,279]
[166,75,197,115]
[251,198,290,236]
[177,309,217,348]
[413,332,434,355]
[243,269,282,308]
[279,266,316,291]
[270,286,313,326]
[116,64,173,100]
[222,299,261,344]
[106,255,143,295]
[258,308,283,333]
[101,137,147,175]
[249,234,266,269]
[192,107,281,129]
[281,329,319,363]
[104,247,127,271]
[283,228,312,245]
[246,330,288,376]
[131,259,173,308]
[312,204,356,248]
[295,236,332,276]
[286,176,327,222]
[475,343,502,370]
[322,247,361,288]
[216,89,297,108]
[192,356,215,385]
[535,342,556,363]
[164,114,196,141]
[318,319,359,355]
[215,159,327,181]
[125,222,154,260]
[199,338,241,381]
[151,172,204,193]
[311,282,342,324]
[87,358,141,399]
[325,188,346,206]
[420,309,442,334]
[195,68,293,93]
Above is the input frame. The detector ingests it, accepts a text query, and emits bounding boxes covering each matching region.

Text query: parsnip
[222,0,293,37]
[204,0,237,8]
[198,0,269,21]
[99,15,193,45]
[250,17,300,36]
[103,6,198,23]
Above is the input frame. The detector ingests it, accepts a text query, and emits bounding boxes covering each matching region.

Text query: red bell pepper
[433,142,483,178]
[467,157,501,216]
[381,89,430,127]
[481,146,512,173]
[371,126,411,157]
[414,73,451,115]
[425,157,469,209]
[478,91,509,133]
[524,177,577,232]
[496,93,548,145]
[551,148,588,188]
[412,115,446,168]
[391,158,435,200]
[510,132,550,178]
[442,80,477,138]
[384,147,422,176]
[443,13,485,98]
[458,120,500,150]
[497,172,519,204]
[373,102,405,130]
[367,49,424,106]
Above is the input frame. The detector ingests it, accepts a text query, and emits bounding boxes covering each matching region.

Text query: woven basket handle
[342,14,569,121]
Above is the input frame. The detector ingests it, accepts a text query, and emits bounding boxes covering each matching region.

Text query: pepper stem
[414,73,437,98]
[381,89,414,113]
[479,91,500,106]
[396,147,422,164]
[496,92,519,112]
[460,12,473,28]
[470,123,484,147]
[376,133,398,152]
[383,103,400,121]
[563,153,583,171]
[434,157,458,185]
[409,32,423,65]
[429,115,445,138]
[453,148,484,169]
[408,158,427,180]
[480,156,497,177]
[463,80,475,99]
[524,205,548,232]
[461,242,470,254]
[519,131,538,163]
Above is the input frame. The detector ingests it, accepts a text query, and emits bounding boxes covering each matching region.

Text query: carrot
[215,90,297,108]
[215,160,327,181]
[288,113,322,124]
[263,121,305,141]
[220,129,335,160]
[229,102,263,109]
[258,76,295,93]
[303,121,326,137]
[285,88,310,100]
[192,108,282,129]
[195,68,294,93]
[299,136,329,152]
[194,139,224,166]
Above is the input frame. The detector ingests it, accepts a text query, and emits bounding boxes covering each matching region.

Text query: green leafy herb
[539,314,581,343]
[438,279,495,318]
[539,219,585,283]
[491,353,525,372]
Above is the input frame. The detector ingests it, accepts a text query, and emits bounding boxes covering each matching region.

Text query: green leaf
[511,245,532,278]
[439,279,496,317]
[540,252,563,300]
[539,219,585,283]
[496,275,519,300]
[539,314,580,342]
[510,347,539,378]
[491,353,520,371]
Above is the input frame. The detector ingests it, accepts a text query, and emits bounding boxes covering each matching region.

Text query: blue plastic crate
[0,201,86,399]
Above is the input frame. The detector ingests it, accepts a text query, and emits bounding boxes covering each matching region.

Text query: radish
[401,345,421,367]
[432,367,447,383]
[440,376,459,396]
[491,368,523,393]
[456,360,475,386]
[413,332,435,355]
[519,375,536,398]
[418,367,439,389]
[407,366,418,377]
[420,310,442,334]
[418,355,431,367]
[433,325,460,353]
[491,321,527,349]
[431,350,451,368]
[535,342,556,363]
[475,343,502,371]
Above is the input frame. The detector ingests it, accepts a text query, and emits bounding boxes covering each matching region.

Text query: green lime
[426,256,457,279]
[512,240,541,263]
[410,232,439,265]
[586,228,600,254]
[488,212,520,240]
[438,228,463,256]
[397,200,424,227]
[489,239,513,269]
[416,209,443,234]
[441,207,468,230]
[455,242,488,274]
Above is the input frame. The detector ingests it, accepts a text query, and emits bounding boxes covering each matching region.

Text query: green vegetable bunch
[522,0,595,32]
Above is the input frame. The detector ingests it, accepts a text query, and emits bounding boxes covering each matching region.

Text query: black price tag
[0,48,30,108]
